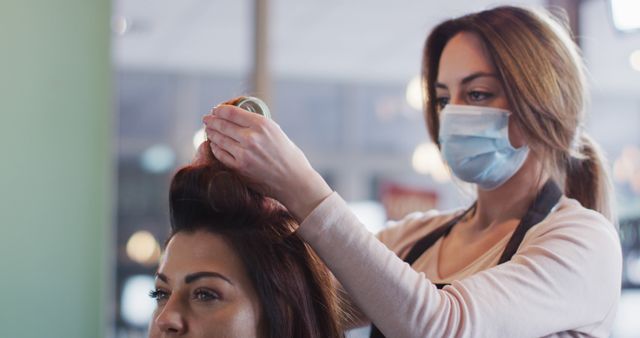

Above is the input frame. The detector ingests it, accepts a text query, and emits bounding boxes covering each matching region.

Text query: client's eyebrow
[185,271,233,285]
[435,72,497,89]
[155,271,234,285]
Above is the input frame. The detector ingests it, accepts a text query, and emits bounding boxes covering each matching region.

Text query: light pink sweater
[298,193,622,338]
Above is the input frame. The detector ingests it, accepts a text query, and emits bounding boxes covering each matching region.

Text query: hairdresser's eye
[149,288,170,304]
[193,288,220,302]
[468,91,493,102]
[435,96,449,110]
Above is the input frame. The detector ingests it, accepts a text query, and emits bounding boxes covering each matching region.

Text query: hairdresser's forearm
[275,168,333,223]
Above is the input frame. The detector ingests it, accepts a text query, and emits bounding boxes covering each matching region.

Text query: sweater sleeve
[297,192,622,338]
[334,210,445,329]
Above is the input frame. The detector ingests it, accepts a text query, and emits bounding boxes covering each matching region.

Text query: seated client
[147,142,344,338]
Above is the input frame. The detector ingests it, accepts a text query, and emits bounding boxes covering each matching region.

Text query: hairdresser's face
[148,231,262,338]
[435,31,525,147]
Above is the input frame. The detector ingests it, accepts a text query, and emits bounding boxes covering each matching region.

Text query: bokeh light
[140,144,175,173]
[193,128,206,151]
[121,275,156,327]
[412,142,450,183]
[405,75,423,111]
[126,231,161,266]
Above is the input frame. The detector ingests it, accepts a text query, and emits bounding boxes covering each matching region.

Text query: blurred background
[1,0,639,337]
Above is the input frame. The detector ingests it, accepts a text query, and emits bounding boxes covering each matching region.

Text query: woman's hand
[202,104,333,222]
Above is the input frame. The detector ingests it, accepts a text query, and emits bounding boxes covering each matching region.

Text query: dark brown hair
[168,142,344,338]
[422,6,615,221]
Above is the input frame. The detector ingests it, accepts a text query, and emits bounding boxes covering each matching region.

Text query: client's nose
[155,297,187,335]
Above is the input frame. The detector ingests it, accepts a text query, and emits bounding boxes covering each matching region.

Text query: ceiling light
[610,0,640,32]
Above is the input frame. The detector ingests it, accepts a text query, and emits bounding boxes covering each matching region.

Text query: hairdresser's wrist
[278,170,333,223]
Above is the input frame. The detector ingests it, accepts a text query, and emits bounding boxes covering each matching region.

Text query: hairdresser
[202,6,621,338]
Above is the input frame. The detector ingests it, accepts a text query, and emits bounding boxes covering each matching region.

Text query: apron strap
[497,180,562,264]
[370,180,562,338]
[403,204,476,265]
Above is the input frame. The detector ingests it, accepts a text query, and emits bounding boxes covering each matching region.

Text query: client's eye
[193,288,220,302]
[149,288,170,304]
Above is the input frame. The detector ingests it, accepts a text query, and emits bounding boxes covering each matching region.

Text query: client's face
[148,230,262,338]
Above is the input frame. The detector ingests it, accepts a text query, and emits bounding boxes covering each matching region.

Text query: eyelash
[148,288,220,303]
[435,90,494,109]
[149,289,169,302]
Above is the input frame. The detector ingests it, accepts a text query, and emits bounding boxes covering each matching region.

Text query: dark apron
[370,180,562,338]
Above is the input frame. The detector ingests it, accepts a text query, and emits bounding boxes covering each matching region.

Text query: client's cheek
[147,324,160,338]
[147,312,162,338]
[203,300,261,338]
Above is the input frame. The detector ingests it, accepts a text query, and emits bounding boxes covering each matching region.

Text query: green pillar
[0,1,111,337]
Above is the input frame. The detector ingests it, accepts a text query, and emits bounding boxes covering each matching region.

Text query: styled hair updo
[168,142,344,338]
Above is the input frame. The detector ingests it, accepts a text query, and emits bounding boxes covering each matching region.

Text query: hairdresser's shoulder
[517,196,622,320]
[527,196,619,243]
[520,196,622,279]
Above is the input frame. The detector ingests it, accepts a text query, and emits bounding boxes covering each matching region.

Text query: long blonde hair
[422,6,615,222]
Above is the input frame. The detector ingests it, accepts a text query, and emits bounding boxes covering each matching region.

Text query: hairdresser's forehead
[159,231,245,282]
[437,31,496,84]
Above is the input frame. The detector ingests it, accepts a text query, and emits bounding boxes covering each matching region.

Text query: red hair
[169,142,344,338]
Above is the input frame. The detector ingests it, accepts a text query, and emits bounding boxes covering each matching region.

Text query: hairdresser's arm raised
[202,105,332,222]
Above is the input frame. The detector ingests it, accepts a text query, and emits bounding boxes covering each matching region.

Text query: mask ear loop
[505,111,530,151]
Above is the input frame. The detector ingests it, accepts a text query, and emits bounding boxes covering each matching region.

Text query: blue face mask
[438,104,529,190]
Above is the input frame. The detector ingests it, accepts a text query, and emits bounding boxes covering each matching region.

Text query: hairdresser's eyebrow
[435,72,497,89]
[156,272,169,283]
[185,271,234,285]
